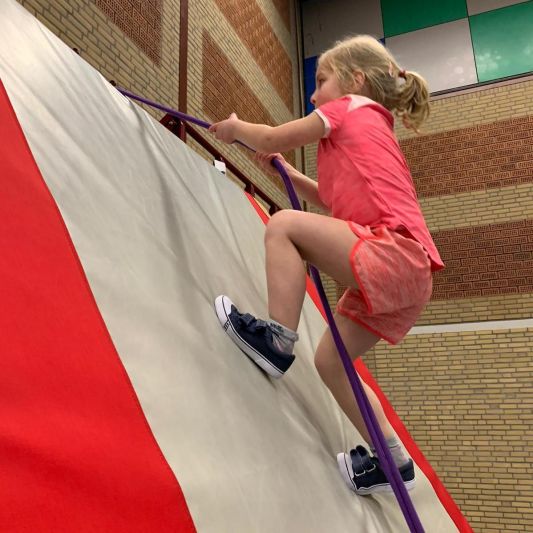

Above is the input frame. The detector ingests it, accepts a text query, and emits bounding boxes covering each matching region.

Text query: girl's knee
[314,348,338,378]
[265,209,294,241]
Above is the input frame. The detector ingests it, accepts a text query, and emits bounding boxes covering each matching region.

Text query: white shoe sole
[214,295,284,379]
[336,453,416,495]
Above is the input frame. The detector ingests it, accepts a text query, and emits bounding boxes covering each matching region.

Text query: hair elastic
[399,69,407,79]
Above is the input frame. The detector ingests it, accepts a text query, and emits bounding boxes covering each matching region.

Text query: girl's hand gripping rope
[209,112,240,144]
[254,152,290,177]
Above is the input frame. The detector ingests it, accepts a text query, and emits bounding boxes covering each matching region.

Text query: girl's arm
[209,112,325,153]
[284,165,328,211]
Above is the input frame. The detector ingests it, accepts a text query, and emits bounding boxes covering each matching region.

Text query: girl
[210,35,444,495]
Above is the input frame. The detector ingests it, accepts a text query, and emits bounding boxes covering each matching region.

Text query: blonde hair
[318,35,430,131]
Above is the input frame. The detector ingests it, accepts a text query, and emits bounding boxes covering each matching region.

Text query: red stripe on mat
[245,193,472,533]
[0,82,196,532]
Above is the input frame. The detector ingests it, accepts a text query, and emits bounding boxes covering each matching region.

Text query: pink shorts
[337,222,433,344]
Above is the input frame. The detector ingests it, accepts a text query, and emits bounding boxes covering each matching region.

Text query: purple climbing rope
[117,87,425,533]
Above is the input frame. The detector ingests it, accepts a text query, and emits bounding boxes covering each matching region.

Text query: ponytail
[395,70,430,132]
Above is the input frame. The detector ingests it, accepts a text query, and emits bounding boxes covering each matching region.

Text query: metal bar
[178,0,188,142]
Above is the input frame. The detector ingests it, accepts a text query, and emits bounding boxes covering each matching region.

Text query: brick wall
[432,220,533,301]
[211,0,293,110]
[94,0,163,64]
[403,117,533,198]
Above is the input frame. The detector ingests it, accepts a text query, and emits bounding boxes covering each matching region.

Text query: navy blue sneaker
[214,295,295,378]
[337,445,415,495]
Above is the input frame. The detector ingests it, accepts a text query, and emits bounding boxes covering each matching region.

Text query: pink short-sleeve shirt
[314,95,444,271]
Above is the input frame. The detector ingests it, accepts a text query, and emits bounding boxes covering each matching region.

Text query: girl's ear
[351,70,366,93]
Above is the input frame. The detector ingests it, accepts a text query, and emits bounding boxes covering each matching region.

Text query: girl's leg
[264,210,397,446]
[314,312,394,445]
[264,210,360,331]
[262,210,410,471]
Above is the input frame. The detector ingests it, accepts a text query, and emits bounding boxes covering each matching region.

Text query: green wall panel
[470,2,533,82]
[381,0,467,37]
